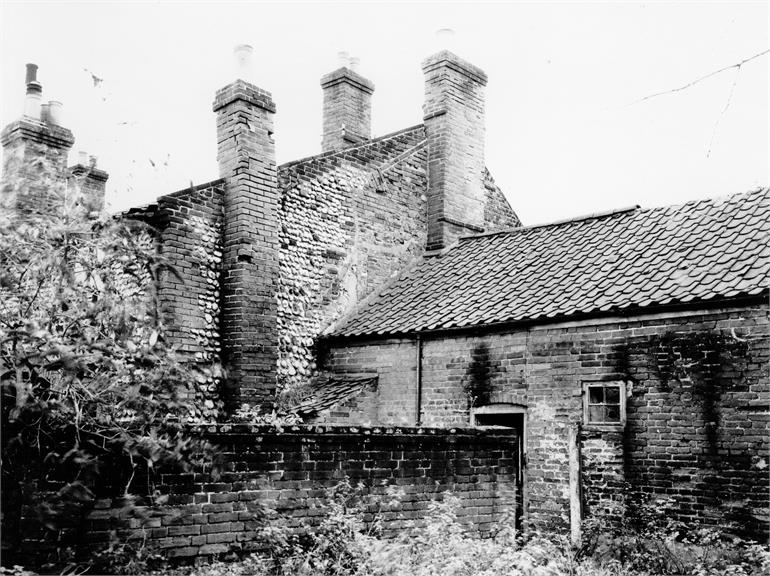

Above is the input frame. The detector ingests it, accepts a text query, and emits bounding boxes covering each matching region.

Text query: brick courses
[422,51,489,250]
[320,67,374,151]
[123,180,226,419]
[15,426,517,566]
[213,80,280,409]
[276,126,518,394]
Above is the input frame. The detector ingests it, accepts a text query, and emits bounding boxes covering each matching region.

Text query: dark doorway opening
[473,405,526,531]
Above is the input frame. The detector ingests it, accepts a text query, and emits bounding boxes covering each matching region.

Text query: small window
[584,382,626,426]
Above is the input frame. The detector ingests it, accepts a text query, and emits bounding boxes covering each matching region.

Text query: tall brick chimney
[320,58,374,152]
[1,64,75,215]
[213,55,280,410]
[422,50,488,250]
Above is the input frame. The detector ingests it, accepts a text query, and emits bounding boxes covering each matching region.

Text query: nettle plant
[0,159,214,567]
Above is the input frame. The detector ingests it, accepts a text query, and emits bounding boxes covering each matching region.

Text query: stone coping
[188,422,517,438]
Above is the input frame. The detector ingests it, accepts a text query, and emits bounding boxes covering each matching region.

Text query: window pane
[605,386,620,404]
[605,405,620,422]
[588,386,604,404]
[588,405,604,422]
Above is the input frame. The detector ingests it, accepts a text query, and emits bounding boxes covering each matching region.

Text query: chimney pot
[26,80,42,96]
[78,151,89,165]
[233,44,254,81]
[24,90,42,120]
[435,28,456,50]
[337,51,350,68]
[48,101,63,126]
[349,56,360,72]
[25,63,38,85]
[40,102,51,123]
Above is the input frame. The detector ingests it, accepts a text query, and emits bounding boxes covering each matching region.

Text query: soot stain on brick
[650,331,750,510]
[465,341,499,408]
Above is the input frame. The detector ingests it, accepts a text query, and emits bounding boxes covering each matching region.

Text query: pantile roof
[330,188,770,337]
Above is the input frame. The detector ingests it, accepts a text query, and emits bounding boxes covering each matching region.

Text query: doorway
[472,403,526,529]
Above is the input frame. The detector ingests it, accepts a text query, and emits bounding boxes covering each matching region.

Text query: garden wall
[12,425,517,567]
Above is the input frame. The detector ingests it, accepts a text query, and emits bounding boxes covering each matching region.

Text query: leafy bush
[0,161,216,571]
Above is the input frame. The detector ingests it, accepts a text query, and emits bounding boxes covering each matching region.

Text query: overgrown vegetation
[132,481,767,576]
[0,161,216,570]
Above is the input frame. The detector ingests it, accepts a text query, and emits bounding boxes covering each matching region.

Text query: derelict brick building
[2,47,768,541]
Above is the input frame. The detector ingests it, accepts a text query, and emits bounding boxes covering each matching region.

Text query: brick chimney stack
[1,63,75,215]
[213,48,280,410]
[320,55,374,152]
[69,153,109,215]
[422,50,488,251]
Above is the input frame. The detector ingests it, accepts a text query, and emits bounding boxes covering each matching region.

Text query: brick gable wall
[321,303,770,538]
[276,131,428,395]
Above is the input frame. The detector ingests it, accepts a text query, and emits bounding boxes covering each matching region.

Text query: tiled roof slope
[330,188,770,337]
[289,374,378,417]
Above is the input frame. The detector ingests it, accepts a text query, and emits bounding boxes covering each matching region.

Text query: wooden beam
[568,425,582,545]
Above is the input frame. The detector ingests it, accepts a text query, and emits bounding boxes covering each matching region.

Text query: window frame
[582,381,627,429]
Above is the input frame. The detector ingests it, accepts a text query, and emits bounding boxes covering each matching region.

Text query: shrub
[145,481,769,576]
[0,161,216,572]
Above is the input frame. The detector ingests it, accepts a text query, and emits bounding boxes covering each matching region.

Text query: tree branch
[628,49,769,106]
[706,66,741,158]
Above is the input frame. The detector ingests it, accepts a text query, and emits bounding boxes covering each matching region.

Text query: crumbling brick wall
[14,426,517,566]
[321,302,770,538]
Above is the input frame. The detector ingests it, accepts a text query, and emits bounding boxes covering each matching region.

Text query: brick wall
[276,128,428,394]
[123,180,225,419]
[13,426,517,567]
[276,127,520,397]
[322,302,770,538]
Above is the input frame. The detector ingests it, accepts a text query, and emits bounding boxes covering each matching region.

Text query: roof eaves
[328,290,769,340]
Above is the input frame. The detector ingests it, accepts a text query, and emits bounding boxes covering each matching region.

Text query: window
[583,382,626,426]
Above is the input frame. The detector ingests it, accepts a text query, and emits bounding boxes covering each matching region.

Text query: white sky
[1,1,768,225]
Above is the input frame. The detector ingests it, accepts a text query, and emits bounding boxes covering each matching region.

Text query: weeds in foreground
[142,482,768,576]
[5,480,768,575]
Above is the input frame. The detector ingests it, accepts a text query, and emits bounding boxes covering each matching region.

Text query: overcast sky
[1,1,768,225]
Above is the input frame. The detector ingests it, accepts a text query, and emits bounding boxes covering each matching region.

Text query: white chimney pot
[47,101,63,126]
[233,44,254,82]
[337,51,350,69]
[24,92,42,120]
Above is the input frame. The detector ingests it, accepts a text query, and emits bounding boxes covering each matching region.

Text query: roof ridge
[278,123,425,171]
[459,187,769,243]
[459,205,640,241]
